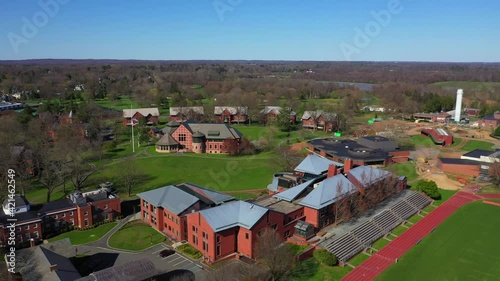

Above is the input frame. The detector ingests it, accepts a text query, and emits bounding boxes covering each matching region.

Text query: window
[192,235,198,245]
[105,214,109,220]
[271,223,278,231]
[16,227,20,231]
[202,232,208,240]
[62,213,66,218]
[84,211,88,216]
[104,204,108,209]
[192,225,198,234]
[245,233,249,239]
[25,233,31,240]
[53,215,58,219]
[34,224,37,229]
[70,211,74,216]
[203,241,208,252]
[176,218,179,225]
[179,134,187,142]
[84,219,89,226]
[258,229,265,237]
[216,235,221,243]
[209,144,212,149]
[70,219,74,225]
[17,235,22,242]
[284,230,290,238]
[216,245,221,256]
[25,225,29,230]
[34,231,39,239]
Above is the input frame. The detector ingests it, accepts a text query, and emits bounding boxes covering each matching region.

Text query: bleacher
[323,191,432,263]
[351,221,382,246]
[373,210,401,233]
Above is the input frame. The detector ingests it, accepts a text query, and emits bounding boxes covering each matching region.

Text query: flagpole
[131,105,135,153]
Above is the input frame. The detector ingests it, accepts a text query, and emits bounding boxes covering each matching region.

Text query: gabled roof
[260,106,297,116]
[299,175,357,209]
[481,115,499,121]
[200,201,268,232]
[181,122,243,140]
[347,166,391,187]
[137,186,199,215]
[273,179,315,202]
[295,154,343,175]
[122,108,159,118]
[75,258,156,281]
[214,106,248,115]
[39,198,76,213]
[156,133,179,146]
[20,246,81,281]
[301,111,336,121]
[169,106,204,116]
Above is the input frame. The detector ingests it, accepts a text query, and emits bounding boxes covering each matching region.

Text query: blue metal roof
[267,176,280,192]
[347,166,391,187]
[273,179,315,202]
[137,186,199,215]
[200,201,268,232]
[294,154,344,175]
[178,183,235,205]
[299,175,357,209]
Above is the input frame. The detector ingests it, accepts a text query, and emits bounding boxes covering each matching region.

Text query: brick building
[155,121,242,154]
[137,183,235,243]
[214,106,249,124]
[478,111,500,130]
[421,128,454,146]
[301,111,337,132]
[0,185,120,248]
[413,112,451,123]
[260,106,297,124]
[122,108,160,126]
[169,107,205,122]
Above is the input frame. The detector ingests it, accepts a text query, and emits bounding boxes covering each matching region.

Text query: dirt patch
[290,142,309,152]
[417,171,463,190]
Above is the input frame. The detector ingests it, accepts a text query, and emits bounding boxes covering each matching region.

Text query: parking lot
[149,244,207,279]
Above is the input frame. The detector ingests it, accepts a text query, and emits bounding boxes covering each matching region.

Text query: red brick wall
[206,140,226,154]
[302,118,316,128]
[91,197,121,221]
[303,207,319,228]
[479,119,500,130]
[14,220,42,245]
[438,161,480,177]
[171,124,193,151]
[76,205,93,228]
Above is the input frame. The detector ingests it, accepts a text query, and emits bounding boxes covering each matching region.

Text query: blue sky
[1,0,499,61]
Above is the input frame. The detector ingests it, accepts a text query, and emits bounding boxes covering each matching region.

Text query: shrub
[313,249,337,266]
[414,179,441,200]
[177,244,202,259]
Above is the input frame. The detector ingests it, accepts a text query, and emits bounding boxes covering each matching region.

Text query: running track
[342,191,485,281]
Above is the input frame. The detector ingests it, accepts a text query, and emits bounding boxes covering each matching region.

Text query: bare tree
[272,145,305,172]
[39,157,64,202]
[489,162,500,187]
[117,159,144,197]
[254,228,295,280]
[334,182,353,226]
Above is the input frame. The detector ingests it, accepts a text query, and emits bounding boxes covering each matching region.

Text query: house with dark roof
[169,106,205,122]
[214,106,249,124]
[260,106,297,124]
[155,121,243,154]
[122,108,160,126]
[137,183,235,242]
[478,111,500,130]
[436,149,499,177]
[0,186,120,248]
[75,258,157,281]
[301,111,337,132]
[185,200,285,264]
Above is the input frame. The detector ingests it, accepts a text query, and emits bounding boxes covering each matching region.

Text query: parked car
[159,249,175,257]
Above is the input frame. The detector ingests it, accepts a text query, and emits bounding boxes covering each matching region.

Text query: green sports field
[377,201,500,281]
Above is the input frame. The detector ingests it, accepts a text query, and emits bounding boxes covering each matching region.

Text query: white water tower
[455,89,463,122]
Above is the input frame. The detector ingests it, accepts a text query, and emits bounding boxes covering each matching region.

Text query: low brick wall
[296,246,317,261]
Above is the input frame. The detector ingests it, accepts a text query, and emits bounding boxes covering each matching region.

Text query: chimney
[50,264,58,272]
[344,159,353,174]
[327,164,337,178]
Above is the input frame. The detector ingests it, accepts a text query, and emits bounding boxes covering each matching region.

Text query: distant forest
[1,60,499,115]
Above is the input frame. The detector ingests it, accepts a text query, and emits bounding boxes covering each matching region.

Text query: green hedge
[177,244,202,259]
[313,249,338,266]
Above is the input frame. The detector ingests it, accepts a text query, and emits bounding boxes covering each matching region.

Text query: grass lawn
[372,238,391,250]
[377,201,500,281]
[94,96,142,111]
[289,257,352,281]
[108,221,165,251]
[89,154,278,199]
[407,214,424,224]
[384,162,418,181]
[348,252,371,267]
[176,244,202,259]
[410,135,434,148]
[460,139,495,151]
[48,223,117,245]
[226,191,260,200]
[391,225,408,236]
[478,185,500,194]
[448,137,462,147]
[434,189,458,206]
[423,205,436,213]
[288,244,310,255]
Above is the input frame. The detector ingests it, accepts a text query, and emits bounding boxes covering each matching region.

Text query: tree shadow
[155,269,195,281]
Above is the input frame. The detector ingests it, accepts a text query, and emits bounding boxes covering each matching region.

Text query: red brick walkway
[342,191,480,281]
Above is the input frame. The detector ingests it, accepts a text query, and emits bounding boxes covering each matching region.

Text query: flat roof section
[308,138,390,162]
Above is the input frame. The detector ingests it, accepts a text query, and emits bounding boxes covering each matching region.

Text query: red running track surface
[342,191,480,281]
